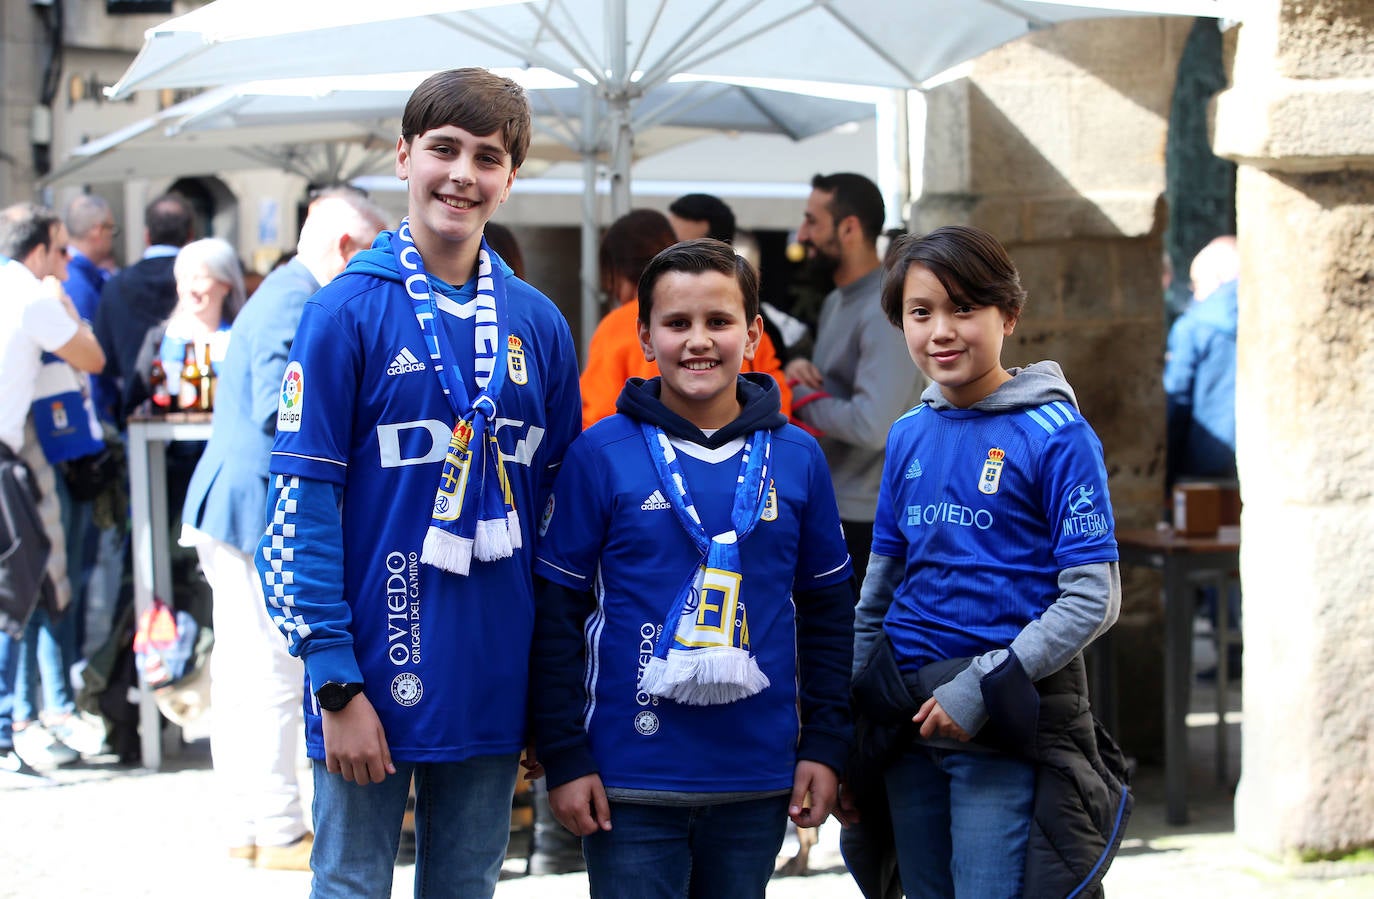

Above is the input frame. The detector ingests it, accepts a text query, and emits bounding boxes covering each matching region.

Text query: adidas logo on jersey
[387,348,427,376]
[905,458,923,480]
[641,490,672,511]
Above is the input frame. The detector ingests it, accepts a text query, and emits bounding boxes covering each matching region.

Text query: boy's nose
[685,327,713,349]
[449,157,475,185]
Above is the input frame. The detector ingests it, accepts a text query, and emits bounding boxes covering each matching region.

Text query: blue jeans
[582,795,790,899]
[13,603,76,723]
[0,633,19,747]
[14,476,91,723]
[885,747,1035,899]
[310,751,519,899]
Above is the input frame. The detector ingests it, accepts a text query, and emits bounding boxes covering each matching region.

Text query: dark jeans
[583,795,789,899]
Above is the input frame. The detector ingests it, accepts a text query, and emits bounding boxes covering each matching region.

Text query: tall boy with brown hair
[254,69,581,897]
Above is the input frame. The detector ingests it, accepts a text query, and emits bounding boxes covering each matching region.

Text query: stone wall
[1216,0,1374,860]
[915,16,1193,758]
[1,2,44,204]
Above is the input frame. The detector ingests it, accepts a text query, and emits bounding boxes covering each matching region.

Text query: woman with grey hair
[161,237,244,402]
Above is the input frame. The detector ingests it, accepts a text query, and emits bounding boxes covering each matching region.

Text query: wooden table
[126,411,213,769]
[1116,526,1240,825]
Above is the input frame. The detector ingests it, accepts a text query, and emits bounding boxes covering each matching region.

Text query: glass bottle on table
[148,357,172,414]
[197,341,215,412]
[178,341,200,411]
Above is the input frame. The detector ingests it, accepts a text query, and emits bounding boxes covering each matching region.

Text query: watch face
[317,682,361,712]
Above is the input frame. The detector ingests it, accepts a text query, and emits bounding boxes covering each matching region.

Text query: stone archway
[167,175,239,245]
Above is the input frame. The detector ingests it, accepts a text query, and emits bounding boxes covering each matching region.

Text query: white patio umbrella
[56,70,875,339]
[108,0,1246,210]
[106,0,1242,337]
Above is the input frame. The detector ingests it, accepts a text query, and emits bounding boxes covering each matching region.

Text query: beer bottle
[149,358,172,413]
[198,341,215,412]
[178,342,200,411]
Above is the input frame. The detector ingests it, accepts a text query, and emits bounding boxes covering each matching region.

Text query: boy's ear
[1002,309,1018,336]
[395,135,412,180]
[636,317,656,362]
[743,313,763,362]
[499,167,518,205]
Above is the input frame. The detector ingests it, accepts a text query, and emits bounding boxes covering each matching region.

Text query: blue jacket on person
[182,259,320,555]
[1164,278,1238,481]
[63,250,120,425]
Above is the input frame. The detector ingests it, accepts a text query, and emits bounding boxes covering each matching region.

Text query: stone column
[0,2,43,204]
[1214,0,1374,860]
[915,17,1192,755]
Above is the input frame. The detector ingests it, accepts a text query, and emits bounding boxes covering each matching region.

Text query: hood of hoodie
[346,229,515,287]
[1187,279,1238,336]
[922,360,1079,413]
[615,372,786,448]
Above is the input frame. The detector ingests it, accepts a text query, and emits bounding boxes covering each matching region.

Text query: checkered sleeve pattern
[262,474,312,648]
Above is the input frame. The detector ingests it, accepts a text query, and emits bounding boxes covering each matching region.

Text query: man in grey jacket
[786,173,922,585]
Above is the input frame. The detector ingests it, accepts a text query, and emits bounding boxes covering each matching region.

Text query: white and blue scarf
[636,424,772,705]
[393,219,519,576]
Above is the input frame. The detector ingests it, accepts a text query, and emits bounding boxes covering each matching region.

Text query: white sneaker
[0,748,55,785]
[13,724,80,768]
[46,712,106,757]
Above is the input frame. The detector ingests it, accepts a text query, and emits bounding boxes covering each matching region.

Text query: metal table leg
[1163,557,1192,825]
[126,429,161,770]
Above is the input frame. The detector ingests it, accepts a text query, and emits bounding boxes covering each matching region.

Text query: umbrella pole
[580,85,602,360]
[581,153,601,360]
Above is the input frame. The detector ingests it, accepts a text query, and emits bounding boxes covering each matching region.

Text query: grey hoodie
[852,361,1122,740]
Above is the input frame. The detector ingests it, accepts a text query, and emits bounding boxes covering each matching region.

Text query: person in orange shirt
[580,209,790,429]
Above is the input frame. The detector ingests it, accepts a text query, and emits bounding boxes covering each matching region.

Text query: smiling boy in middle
[529,238,855,898]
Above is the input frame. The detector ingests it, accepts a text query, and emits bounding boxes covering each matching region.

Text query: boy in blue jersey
[846,225,1129,898]
[530,239,855,898]
[253,69,581,898]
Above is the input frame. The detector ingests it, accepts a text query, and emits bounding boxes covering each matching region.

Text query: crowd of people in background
[0,64,1244,899]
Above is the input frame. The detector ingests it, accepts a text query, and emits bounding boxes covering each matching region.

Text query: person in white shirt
[0,202,105,779]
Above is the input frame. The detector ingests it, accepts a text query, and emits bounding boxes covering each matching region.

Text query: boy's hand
[521,745,545,781]
[784,357,824,390]
[833,779,862,827]
[549,773,612,836]
[914,696,971,742]
[321,694,396,783]
[789,760,839,828]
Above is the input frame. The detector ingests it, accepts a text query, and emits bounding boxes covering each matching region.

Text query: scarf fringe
[638,647,771,706]
[421,527,474,576]
[473,517,516,562]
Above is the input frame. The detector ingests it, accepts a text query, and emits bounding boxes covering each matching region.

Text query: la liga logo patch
[277,361,304,432]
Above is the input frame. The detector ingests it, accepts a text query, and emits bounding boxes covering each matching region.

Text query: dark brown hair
[811,172,885,244]
[599,208,677,303]
[638,238,759,324]
[881,225,1027,328]
[0,202,60,261]
[482,222,525,279]
[401,68,532,168]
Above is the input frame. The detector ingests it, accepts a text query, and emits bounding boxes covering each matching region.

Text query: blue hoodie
[255,229,582,762]
[530,374,856,795]
[1164,279,1238,479]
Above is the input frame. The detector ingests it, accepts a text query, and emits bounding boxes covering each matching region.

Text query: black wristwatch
[315,681,365,712]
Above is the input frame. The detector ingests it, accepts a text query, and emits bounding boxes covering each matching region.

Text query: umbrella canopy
[53,70,874,340]
[50,71,871,188]
[110,0,1245,98]
[106,0,1242,342]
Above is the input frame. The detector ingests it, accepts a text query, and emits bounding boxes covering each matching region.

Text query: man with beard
[785,173,921,587]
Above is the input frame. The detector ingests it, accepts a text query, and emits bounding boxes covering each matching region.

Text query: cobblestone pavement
[4,709,1374,898]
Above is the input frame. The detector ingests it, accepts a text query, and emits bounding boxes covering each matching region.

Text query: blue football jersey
[267,262,581,762]
[535,416,851,793]
[874,400,1118,674]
